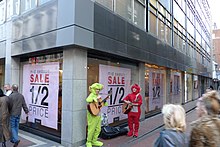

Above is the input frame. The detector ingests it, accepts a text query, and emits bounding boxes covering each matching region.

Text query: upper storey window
[38,0,51,5]
[95,0,146,30]
[0,1,5,24]
[20,0,36,13]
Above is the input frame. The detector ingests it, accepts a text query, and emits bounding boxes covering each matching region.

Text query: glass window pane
[158,19,165,40]
[150,0,157,7]
[138,0,145,5]
[158,4,165,16]
[115,0,132,22]
[166,12,171,21]
[174,32,179,49]
[39,0,51,5]
[7,0,12,19]
[20,0,36,12]
[159,0,171,12]
[13,0,20,15]
[145,69,149,112]
[186,74,193,102]
[0,1,6,23]
[179,36,183,51]
[187,19,194,37]
[150,12,157,36]
[165,25,171,45]
[95,0,113,11]
[149,5,156,14]
[173,2,185,25]
[134,0,145,29]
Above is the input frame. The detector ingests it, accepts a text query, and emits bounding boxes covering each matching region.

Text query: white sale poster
[22,62,59,129]
[149,72,164,111]
[99,64,131,123]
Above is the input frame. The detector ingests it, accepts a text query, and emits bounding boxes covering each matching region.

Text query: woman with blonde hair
[190,90,220,147]
[154,104,188,147]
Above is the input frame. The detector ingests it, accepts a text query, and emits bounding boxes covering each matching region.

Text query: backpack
[99,126,128,139]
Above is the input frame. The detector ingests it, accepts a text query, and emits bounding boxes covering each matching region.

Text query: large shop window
[169,70,182,104]
[193,75,199,100]
[145,64,166,113]
[20,53,63,137]
[88,58,138,124]
[184,73,193,102]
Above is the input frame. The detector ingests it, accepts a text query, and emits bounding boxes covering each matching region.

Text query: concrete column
[165,69,171,104]
[61,48,87,147]
[5,21,12,85]
[11,57,20,86]
[5,21,20,90]
[181,72,185,104]
[138,63,145,120]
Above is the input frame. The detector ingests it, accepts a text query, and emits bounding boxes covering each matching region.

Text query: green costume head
[89,83,104,95]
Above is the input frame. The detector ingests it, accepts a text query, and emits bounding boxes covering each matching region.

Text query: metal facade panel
[93,3,210,76]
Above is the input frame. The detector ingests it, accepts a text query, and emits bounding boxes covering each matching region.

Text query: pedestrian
[9,84,29,147]
[189,90,220,147]
[86,83,109,147]
[122,84,142,137]
[0,89,10,147]
[4,84,12,96]
[154,104,188,147]
[209,85,214,90]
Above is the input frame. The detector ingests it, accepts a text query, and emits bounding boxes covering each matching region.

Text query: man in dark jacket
[0,89,10,147]
[9,84,29,147]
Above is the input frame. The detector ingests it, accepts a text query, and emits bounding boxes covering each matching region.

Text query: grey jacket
[9,91,29,116]
[154,129,188,147]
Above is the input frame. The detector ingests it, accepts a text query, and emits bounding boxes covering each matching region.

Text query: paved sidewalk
[5,130,63,147]
[99,108,197,147]
[5,108,197,147]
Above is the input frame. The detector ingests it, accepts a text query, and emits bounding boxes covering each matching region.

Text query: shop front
[144,64,166,113]
[169,70,182,104]
[87,57,140,125]
[20,53,63,141]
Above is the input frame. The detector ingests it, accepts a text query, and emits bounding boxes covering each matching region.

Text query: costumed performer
[86,83,108,147]
[123,83,142,138]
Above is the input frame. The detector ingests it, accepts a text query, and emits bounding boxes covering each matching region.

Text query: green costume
[86,83,108,147]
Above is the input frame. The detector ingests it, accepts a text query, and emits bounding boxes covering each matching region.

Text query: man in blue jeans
[9,84,29,147]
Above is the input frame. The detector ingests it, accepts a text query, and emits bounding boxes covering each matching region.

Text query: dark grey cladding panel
[184,55,191,66]
[94,3,210,75]
[176,50,184,64]
[127,46,146,61]
[127,23,143,49]
[12,0,57,42]
[94,33,127,55]
[94,4,126,43]
[12,31,57,56]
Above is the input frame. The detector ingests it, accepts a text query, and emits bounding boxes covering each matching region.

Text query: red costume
[123,84,142,137]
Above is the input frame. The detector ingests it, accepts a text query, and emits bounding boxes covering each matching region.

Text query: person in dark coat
[9,84,29,147]
[154,104,188,147]
[0,88,10,147]
[190,90,220,147]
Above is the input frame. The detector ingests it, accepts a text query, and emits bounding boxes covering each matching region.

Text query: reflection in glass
[150,12,157,36]
[96,0,113,11]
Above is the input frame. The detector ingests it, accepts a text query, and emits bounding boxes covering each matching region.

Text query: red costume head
[131,84,141,94]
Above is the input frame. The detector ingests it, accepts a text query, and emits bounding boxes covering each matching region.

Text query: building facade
[0,0,213,146]
[212,29,220,88]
